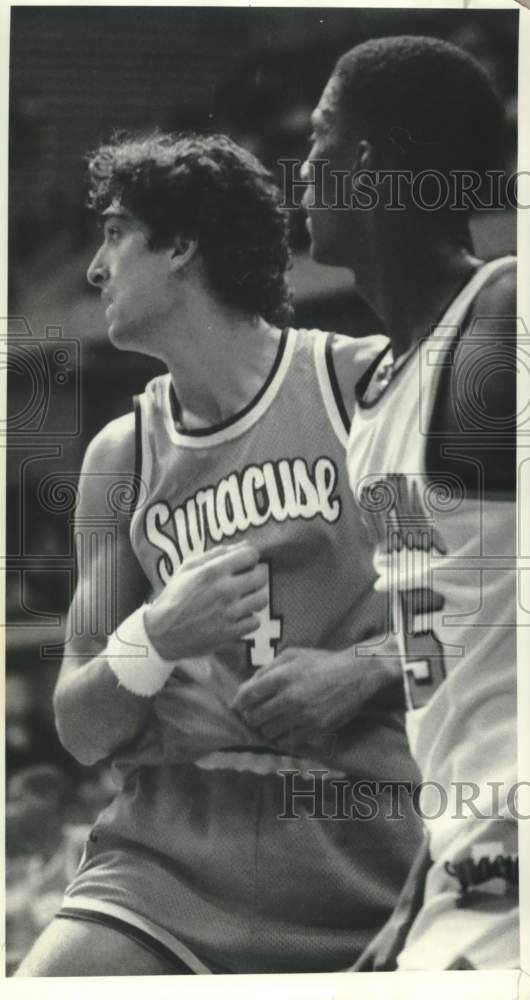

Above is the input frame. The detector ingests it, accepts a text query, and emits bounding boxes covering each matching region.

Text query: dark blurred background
[6,5,518,972]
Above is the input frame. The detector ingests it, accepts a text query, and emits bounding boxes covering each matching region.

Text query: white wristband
[105,606,177,697]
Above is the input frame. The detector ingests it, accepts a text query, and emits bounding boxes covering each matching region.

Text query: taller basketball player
[300,35,518,969]
[16,132,421,975]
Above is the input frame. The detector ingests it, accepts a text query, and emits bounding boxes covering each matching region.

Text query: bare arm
[54,415,268,766]
[428,264,516,496]
[53,414,152,765]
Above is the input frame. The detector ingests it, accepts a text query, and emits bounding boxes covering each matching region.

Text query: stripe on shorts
[59,896,211,974]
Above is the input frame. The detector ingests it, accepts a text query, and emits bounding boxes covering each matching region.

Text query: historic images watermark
[278,160,530,212]
[277,769,530,821]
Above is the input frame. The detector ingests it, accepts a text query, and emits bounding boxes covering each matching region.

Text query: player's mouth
[304,214,315,242]
[101,291,114,315]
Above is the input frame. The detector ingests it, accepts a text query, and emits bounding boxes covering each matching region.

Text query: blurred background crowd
[6,5,518,973]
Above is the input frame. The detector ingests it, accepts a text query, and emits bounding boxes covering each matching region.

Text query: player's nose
[299,159,316,211]
[86,246,109,287]
[300,158,311,183]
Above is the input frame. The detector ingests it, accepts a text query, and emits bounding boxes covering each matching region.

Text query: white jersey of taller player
[347,257,518,969]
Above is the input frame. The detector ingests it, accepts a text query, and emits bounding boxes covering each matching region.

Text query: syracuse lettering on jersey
[144,456,341,583]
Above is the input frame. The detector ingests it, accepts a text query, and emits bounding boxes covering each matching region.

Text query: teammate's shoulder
[295,326,386,358]
[329,333,389,421]
[291,327,388,420]
[453,259,517,406]
[468,258,516,326]
[330,332,388,369]
[432,260,516,493]
[83,412,136,475]
[463,257,517,349]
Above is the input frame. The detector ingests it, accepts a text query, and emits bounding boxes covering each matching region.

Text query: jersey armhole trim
[133,394,142,485]
[355,342,392,408]
[314,334,350,447]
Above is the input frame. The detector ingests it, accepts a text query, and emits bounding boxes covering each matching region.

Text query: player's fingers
[223,543,260,576]
[221,565,267,605]
[183,541,249,570]
[244,696,285,728]
[230,614,260,639]
[259,716,304,741]
[248,655,290,682]
[233,672,280,712]
[231,585,269,622]
[269,648,297,666]
[233,563,268,597]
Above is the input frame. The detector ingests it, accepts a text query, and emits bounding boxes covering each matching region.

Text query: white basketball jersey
[347,258,517,867]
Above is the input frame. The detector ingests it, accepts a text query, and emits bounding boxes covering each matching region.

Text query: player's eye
[105,226,121,243]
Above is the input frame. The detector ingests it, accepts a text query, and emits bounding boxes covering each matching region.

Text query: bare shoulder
[83,412,136,474]
[433,261,516,495]
[451,260,517,420]
[78,413,137,519]
[469,260,516,321]
[459,261,517,346]
[330,333,389,421]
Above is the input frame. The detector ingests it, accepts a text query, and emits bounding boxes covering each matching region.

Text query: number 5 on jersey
[400,589,446,710]
[244,561,283,669]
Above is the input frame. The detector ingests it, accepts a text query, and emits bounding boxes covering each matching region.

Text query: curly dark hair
[87,131,293,327]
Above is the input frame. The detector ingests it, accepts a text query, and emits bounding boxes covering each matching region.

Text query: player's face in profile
[86,204,175,351]
[301,76,367,268]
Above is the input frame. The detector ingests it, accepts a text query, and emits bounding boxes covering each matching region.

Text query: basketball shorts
[56,900,209,973]
[59,760,420,973]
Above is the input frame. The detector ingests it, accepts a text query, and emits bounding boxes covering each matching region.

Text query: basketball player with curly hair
[16,132,421,976]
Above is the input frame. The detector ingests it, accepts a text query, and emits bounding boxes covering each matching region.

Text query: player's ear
[168,234,198,271]
[351,139,373,174]
[351,140,378,201]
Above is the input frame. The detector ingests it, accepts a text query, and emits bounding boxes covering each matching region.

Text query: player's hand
[232,644,400,745]
[144,542,269,661]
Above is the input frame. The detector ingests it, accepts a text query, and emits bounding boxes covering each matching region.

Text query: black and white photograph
[4,1,527,994]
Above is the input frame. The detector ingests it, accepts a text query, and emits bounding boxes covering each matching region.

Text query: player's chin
[107,325,124,347]
[108,331,135,353]
[310,239,345,268]
[107,319,133,349]
[307,235,325,264]
[307,225,344,267]
[108,324,151,358]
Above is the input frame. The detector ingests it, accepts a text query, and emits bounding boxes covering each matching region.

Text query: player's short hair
[332,35,505,208]
[87,131,293,327]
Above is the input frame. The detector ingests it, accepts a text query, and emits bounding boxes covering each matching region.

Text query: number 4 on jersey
[244,561,282,669]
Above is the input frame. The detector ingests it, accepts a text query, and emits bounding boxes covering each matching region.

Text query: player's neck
[367,231,482,360]
[161,295,283,431]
